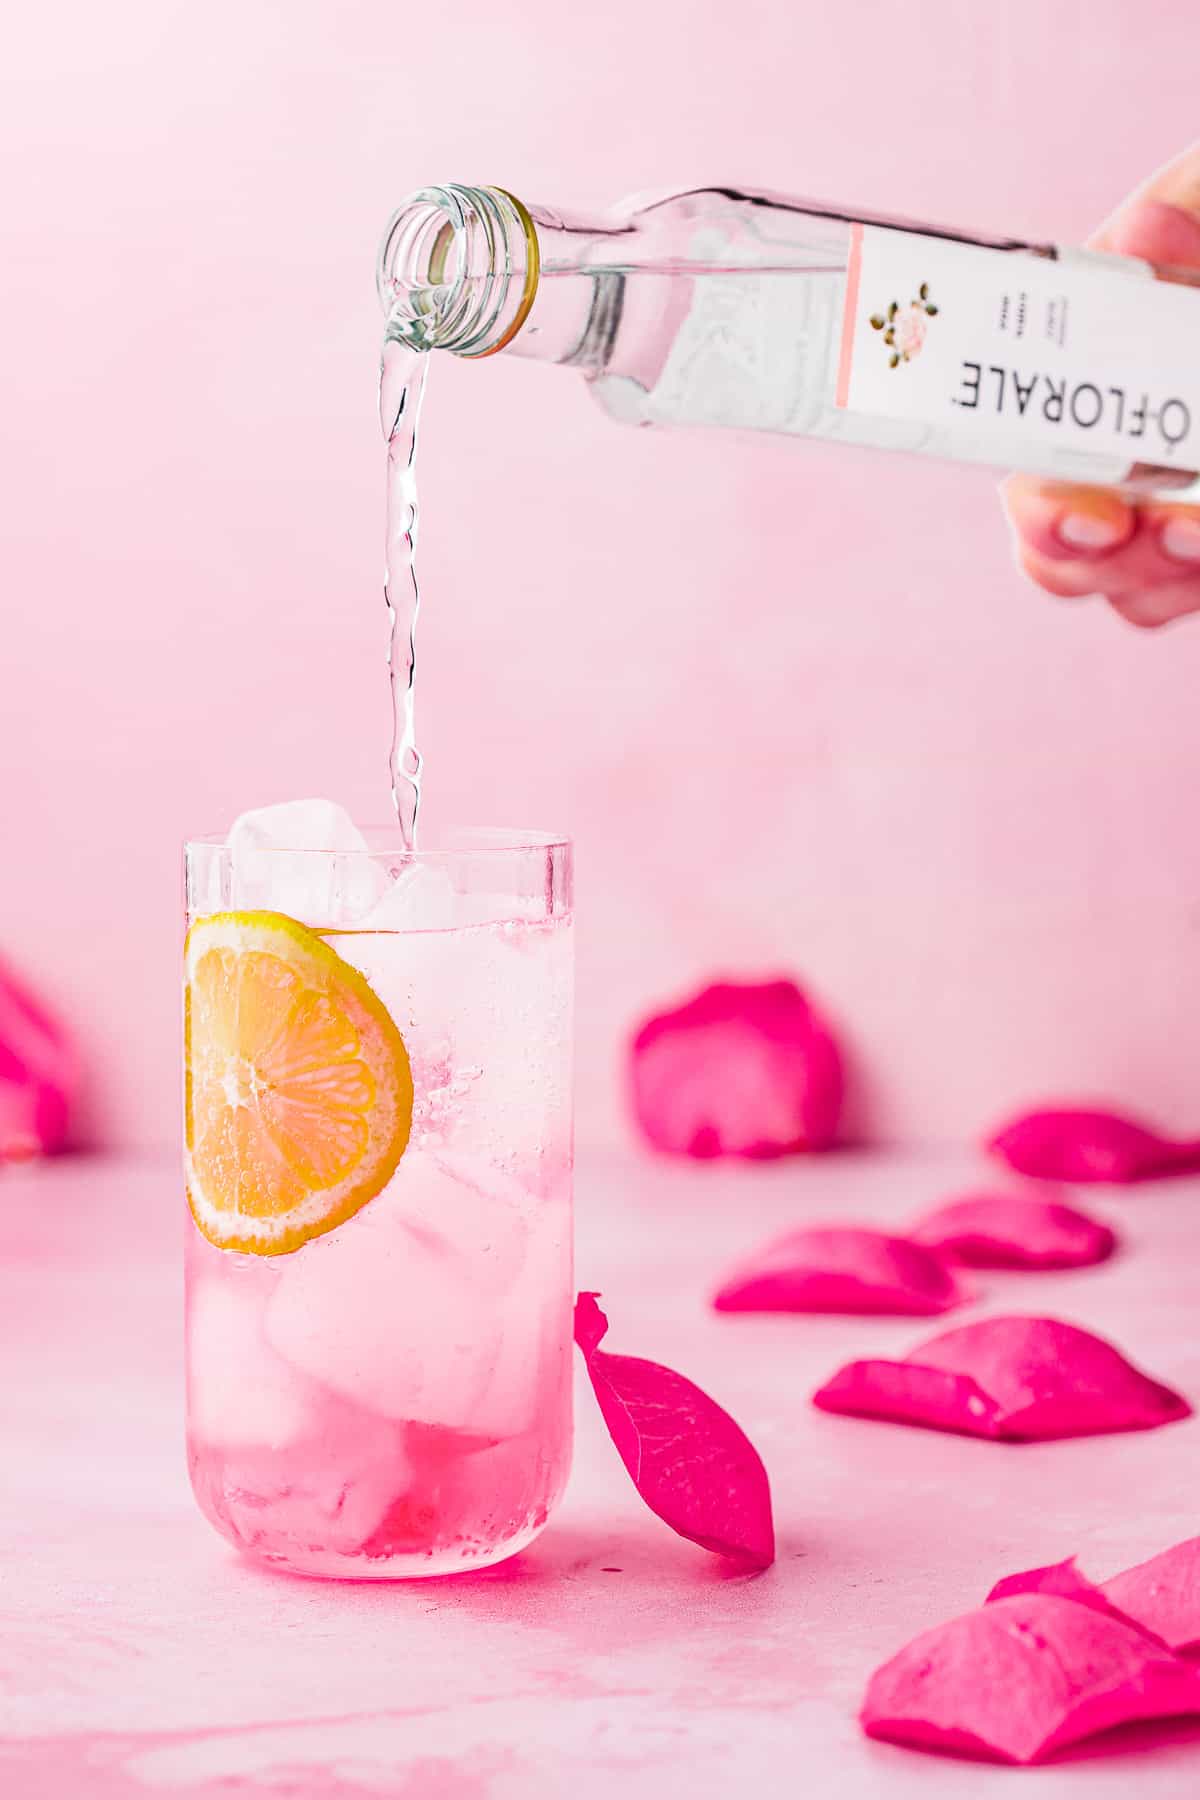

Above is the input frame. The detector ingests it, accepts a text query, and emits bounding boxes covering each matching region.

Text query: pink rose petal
[629,978,842,1159]
[813,1315,1190,1441]
[986,1557,1154,1636]
[713,1226,968,1316]
[0,956,76,1160]
[863,1593,1200,1764]
[910,1192,1116,1269]
[574,1292,774,1569]
[988,1106,1200,1183]
[816,1356,1002,1435]
[987,1542,1200,1657]
[1104,1539,1200,1656]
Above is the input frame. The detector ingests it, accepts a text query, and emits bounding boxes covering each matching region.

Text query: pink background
[4,0,1200,1155]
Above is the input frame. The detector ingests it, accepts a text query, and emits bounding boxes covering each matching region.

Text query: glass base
[232,1511,553,1581]
[187,1432,570,1582]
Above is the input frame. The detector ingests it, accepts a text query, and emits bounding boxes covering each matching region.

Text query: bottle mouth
[376,184,540,358]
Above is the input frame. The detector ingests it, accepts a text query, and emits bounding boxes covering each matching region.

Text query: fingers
[1002,146,1200,626]
[1103,506,1200,627]
[1134,140,1200,216]
[1108,583,1200,630]
[1003,478,1135,563]
[1098,198,1200,267]
[1092,142,1200,263]
[1016,546,1114,600]
[1157,512,1200,563]
[1006,479,1200,624]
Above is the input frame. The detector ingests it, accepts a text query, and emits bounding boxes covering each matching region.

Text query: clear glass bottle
[378,183,1200,502]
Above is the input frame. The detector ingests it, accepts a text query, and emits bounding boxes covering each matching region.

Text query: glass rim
[184,824,571,859]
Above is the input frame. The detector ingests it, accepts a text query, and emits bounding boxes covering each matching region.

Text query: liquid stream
[380,332,428,848]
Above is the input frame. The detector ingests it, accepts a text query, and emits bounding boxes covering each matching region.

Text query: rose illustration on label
[870,283,938,368]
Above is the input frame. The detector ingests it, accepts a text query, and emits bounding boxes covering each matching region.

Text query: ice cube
[187,1277,316,1451]
[359,860,458,933]
[264,1151,535,1434]
[226,799,385,924]
[431,919,572,1167]
[419,1149,532,1292]
[332,916,573,1168]
[211,1409,414,1557]
[357,854,550,935]
[477,1197,572,1437]
[401,1151,563,1435]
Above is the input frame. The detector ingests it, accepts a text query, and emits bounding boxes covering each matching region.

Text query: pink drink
[184,832,573,1578]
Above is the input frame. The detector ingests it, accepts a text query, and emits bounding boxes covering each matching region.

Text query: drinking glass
[182,827,573,1578]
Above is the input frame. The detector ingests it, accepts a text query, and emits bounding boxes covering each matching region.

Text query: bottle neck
[377,184,624,364]
[376,185,537,357]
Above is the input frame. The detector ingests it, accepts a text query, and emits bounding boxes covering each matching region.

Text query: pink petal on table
[0,956,76,1160]
[986,1557,1156,1636]
[629,978,842,1160]
[574,1292,774,1569]
[813,1315,1190,1441]
[988,1106,1200,1183]
[1103,1539,1200,1656]
[909,1192,1116,1269]
[862,1593,1200,1764]
[815,1356,1003,1436]
[713,1226,968,1316]
[989,1542,1200,1657]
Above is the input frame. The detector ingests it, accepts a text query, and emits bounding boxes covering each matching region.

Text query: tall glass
[182,828,573,1579]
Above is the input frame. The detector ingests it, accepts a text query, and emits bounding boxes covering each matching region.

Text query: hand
[1004,145,1200,629]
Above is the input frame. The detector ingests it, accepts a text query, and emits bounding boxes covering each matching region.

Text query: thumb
[1091,142,1200,268]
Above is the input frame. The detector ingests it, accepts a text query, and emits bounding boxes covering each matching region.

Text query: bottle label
[836,223,1198,472]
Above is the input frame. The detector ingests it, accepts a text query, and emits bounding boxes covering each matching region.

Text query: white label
[837,224,1199,473]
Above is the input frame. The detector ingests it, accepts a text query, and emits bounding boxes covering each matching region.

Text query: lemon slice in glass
[185,911,413,1255]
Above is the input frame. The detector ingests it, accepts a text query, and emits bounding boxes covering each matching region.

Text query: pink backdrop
[4,1,1200,1154]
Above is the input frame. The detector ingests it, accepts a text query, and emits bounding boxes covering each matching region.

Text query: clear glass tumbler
[182,828,573,1578]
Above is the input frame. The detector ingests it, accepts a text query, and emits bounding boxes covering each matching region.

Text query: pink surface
[4,1148,1200,1794]
[6,6,1200,1156]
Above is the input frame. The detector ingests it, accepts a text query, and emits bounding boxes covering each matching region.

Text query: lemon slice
[185,911,413,1255]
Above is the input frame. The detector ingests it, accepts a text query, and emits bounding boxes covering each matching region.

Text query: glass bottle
[378,182,1200,503]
